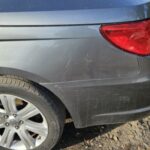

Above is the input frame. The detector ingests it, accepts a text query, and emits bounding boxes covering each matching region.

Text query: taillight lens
[100,19,150,56]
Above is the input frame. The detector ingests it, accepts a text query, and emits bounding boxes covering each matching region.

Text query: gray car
[0,0,150,150]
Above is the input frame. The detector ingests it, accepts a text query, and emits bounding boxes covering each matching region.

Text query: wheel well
[0,75,73,121]
[32,81,72,120]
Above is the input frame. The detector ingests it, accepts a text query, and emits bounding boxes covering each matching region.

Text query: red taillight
[100,19,150,56]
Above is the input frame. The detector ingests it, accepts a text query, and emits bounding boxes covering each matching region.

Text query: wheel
[0,76,65,150]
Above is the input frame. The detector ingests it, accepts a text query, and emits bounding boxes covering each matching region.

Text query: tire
[0,76,65,150]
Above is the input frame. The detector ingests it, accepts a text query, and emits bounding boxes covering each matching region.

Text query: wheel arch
[0,67,74,124]
[0,67,48,83]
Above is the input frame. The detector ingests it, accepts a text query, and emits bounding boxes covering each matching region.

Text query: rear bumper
[91,104,150,127]
[44,75,150,128]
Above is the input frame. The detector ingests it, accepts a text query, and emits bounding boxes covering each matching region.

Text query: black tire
[0,76,65,150]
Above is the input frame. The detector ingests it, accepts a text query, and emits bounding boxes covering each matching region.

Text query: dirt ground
[54,116,150,150]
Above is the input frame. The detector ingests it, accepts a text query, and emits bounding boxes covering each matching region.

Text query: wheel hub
[6,115,17,125]
[5,115,23,129]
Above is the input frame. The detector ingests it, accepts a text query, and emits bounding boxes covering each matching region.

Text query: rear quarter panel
[0,25,142,127]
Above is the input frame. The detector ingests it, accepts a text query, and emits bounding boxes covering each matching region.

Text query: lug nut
[5,122,9,127]
[4,115,9,119]
[19,120,24,124]
[13,114,17,117]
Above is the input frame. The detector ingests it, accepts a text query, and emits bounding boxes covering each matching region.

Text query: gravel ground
[54,116,150,150]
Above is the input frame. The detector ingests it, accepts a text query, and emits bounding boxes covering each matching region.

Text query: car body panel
[0,33,139,82]
[0,0,149,26]
[0,0,150,128]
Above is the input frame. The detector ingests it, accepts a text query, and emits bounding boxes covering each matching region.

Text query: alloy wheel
[0,94,48,150]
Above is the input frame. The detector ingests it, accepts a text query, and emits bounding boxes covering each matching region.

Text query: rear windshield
[0,0,148,12]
